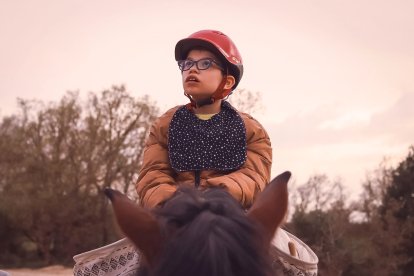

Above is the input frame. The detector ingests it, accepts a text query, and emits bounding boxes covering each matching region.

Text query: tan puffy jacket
[136,105,272,209]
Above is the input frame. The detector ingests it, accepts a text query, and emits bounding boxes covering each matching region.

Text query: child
[136,30,272,209]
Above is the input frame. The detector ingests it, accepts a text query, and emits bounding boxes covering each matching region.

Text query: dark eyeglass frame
[177,58,224,72]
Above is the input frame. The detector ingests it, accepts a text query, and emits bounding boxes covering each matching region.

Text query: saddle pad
[73,238,140,276]
[271,228,319,275]
[73,230,319,276]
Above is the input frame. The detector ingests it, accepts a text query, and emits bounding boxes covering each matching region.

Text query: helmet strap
[184,92,197,110]
[210,76,232,103]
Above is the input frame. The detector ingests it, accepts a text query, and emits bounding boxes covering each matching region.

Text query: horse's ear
[247,171,290,245]
[104,188,163,266]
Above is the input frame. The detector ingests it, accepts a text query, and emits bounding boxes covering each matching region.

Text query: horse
[104,171,291,276]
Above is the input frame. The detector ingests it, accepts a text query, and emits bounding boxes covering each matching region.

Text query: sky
[1,0,413,199]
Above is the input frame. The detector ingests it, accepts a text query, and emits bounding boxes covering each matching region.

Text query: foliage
[380,147,414,275]
[289,148,414,276]
[288,174,355,275]
[0,85,158,265]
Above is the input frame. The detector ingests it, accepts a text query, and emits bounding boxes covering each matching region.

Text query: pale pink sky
[1,0,413,198]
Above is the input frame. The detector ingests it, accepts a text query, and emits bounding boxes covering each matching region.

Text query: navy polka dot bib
[168,101,247,172]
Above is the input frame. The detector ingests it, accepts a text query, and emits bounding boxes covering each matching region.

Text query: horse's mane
[151,187,272,276]
[106,171,290,276]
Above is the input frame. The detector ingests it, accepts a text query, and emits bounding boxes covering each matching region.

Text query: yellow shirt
[195,113,216,120]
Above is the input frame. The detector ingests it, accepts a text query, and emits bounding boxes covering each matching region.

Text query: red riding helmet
[175,30,244,91]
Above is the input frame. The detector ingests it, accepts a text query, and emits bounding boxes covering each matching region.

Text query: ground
[1,265,72,276]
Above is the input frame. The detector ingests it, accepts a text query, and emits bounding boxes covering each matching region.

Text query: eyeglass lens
[178,58,216,71]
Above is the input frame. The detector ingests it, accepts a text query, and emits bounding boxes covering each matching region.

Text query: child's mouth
[186,76,200,82]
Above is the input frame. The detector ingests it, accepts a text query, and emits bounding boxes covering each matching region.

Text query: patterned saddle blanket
[73,228,318,276]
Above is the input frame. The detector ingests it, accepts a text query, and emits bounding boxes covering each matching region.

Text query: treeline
[0,87,412,275]
[0,86,158,266]
[287,149,414,275]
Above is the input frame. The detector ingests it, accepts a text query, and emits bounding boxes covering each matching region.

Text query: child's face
[181,49,225,101]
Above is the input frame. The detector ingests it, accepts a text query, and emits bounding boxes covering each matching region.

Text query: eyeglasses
[177,58,224,71]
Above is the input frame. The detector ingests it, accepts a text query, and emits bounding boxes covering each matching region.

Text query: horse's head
[105,171,290,276]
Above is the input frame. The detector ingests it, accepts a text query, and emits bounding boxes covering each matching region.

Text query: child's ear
[224,75,236,90]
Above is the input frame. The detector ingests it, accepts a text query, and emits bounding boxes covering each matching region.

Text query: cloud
[265,92,413,196]
[368,92,414,143]
[267,92,414,149]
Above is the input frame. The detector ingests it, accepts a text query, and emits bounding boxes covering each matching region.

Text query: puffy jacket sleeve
[136,107,179,208]
[204,113,272,208]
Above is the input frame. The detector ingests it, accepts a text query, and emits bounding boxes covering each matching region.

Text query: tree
[353,149,414,276]
[0,85,158,265]
[288,174,359,275]
[380,146,414,275]
[291,174,346,213]
[228,89,264,115]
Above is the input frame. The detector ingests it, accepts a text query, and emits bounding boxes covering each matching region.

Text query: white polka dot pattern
[168,101,247,172]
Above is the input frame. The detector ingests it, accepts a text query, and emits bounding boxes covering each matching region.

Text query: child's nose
[188,64,200,73]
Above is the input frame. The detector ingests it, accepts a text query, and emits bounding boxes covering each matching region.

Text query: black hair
[141,187,274,276]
